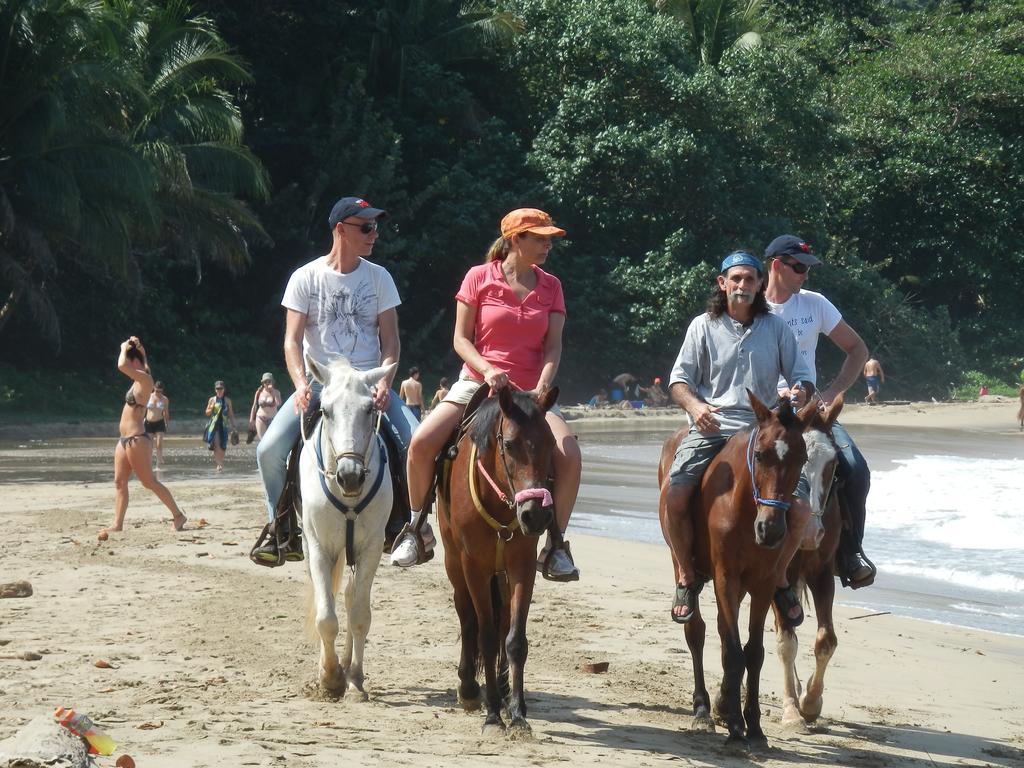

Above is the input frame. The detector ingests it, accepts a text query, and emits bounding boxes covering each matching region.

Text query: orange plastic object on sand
[53,706,117,756]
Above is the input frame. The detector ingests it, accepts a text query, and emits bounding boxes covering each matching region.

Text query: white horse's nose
[336,457,365,496]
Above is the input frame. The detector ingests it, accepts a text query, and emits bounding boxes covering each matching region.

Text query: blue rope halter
[746,427,792,512]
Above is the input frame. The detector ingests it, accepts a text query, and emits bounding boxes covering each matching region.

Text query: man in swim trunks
[662,251,816,627]
[863,356,885,404]
[399,366,424,421]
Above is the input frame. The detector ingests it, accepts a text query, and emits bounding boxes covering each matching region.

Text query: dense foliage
[2,0,1022,419]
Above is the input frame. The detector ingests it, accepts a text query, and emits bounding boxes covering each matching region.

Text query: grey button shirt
[669,311,812,435]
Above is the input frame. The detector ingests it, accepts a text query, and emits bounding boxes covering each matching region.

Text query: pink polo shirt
[456,260,567,390]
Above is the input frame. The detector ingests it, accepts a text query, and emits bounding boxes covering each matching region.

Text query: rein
[746,427,793,513]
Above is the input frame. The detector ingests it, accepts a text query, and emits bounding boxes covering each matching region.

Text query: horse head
[308,354,398,497]
[471,386,559,536]
[802,395,844,528]
[746,390,818,548]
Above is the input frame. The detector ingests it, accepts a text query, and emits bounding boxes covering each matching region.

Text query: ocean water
[571,425,1024,637]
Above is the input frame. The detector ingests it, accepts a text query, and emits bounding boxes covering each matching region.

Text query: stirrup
[838,549,877,590]
[249,523,284,568]
[392,523,435,565]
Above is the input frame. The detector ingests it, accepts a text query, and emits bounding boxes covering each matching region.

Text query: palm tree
[653,0,763,67]
[0,0,152,345]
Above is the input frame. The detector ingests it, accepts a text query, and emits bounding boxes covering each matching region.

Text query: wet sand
[0,401,1023,766]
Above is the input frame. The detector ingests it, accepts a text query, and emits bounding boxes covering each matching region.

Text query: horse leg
[308,544,346,696]
[683,601,714,732]
[713,582,747,743]
[466,569,505,735]
[341,540,383,701]
[504,565,535,740]
[742,595,770,746]
[777,621,805,728]
[448,555,481,711]
[800,566,838,722]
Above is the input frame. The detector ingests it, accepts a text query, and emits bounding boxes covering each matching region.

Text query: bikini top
[125,388,145,408]
[258,393,277,408]
[147,394,166,413]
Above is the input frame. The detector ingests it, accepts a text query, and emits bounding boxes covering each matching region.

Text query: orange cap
[500,208,566,239]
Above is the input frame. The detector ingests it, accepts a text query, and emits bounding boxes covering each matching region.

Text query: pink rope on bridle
[514,487,553,508]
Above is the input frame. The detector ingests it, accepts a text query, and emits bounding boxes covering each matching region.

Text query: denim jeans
[832,421,870,546]
[256,386,418,522]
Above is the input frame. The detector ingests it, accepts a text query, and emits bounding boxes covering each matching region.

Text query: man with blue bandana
[661,251,815,627]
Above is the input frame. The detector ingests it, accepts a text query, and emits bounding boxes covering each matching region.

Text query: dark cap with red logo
[328,197,388,229]
[764,235,822,266]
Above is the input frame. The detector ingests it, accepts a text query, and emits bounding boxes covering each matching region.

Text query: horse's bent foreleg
[800,568,838,722]
[683,603,714,732]
[308,546,345,696]
[504,567,535,740]
[742,596,770,745]
[342,541,383,700]
[777,625,804,727]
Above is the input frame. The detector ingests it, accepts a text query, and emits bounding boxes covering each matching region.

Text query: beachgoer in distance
[764,234,875,588]
[1018,384,1024,431]
[399,366,424,421]
[252,196,418,564]
[428,376,450,412]
[863,356,885,404]
[661,251,816,626]
[204,381,237,472]
[109,337,187,533]
[587,388,609,408]
[395,208,582,581]
[641,377,669,407]
[249,372,282,441]
[144,381,170,469]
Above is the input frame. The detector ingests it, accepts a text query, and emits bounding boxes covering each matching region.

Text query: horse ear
[538,386,559,413]
[307,353,328,385]
[362,362,398,390]
[823,393,844,429]
[796,397,818,427]
[747,389,772,423]
[497,384,515,415]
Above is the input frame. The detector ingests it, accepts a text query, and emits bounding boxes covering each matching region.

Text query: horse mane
[469,392,542,453]
[775,396,800,429]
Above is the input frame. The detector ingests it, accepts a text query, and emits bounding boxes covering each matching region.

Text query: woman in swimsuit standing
[145,381,170,468]
[248,372,282,441]
[204,380,237,471]
[108,337,187,533]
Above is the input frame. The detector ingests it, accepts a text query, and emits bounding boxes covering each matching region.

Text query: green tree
[653,0,763,67]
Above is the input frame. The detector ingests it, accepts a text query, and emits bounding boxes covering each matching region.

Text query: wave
[882,562,1024,594]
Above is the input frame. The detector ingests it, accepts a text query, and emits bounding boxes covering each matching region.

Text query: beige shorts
[443,375,563,418]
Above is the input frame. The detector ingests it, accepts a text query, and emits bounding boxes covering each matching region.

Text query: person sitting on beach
[249,372,282,442]
[765,234,875,588]
[864,356,885,404]
[587,388,609,408]
[144,381,170,469]
[662,251,815,625]
[108,337,187,533]
[428,376,450,412]
[399,366,424,421]
[641,377,669,407]
[204,381,238,472]
[395,208,582,581]
[252,196,418,564]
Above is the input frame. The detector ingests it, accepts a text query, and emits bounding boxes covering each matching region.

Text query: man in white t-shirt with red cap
[764,234,876,588]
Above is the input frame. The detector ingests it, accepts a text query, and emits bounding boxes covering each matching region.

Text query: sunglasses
[780,258,810,274]
[341,220,379,234]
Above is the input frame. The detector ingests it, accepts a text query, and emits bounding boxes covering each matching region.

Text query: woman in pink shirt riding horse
[392,208,582,580]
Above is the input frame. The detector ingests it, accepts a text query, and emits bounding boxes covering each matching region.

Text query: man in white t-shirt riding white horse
[764,235,876,588]
[252,196,418,564]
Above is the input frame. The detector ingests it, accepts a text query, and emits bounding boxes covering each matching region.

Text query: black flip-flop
[671,581,703,624]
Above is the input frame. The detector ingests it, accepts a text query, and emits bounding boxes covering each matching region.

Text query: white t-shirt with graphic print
[766,288,842,387]
[282,256,401,372]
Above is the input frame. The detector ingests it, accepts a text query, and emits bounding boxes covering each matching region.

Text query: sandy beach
[1,400,1023,767]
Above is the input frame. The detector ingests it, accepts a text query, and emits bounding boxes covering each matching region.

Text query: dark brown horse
[776,397,846,728]
[437,386,559,738]
[658,391,818,745]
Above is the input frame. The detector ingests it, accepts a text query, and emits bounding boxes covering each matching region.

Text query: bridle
[303,405,382,491]
[746,427,793,513]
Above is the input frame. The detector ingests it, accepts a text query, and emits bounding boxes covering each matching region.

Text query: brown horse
[777,397,846,727]
[658,391,818,745]
[437,386,559,738]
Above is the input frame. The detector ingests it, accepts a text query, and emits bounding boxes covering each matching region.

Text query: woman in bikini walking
[144,381,170,468]
[107,337,187,533]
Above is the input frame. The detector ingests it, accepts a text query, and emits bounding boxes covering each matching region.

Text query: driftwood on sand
[0,581,32,599]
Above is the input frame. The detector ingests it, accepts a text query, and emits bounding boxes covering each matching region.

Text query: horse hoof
[799,695,823,722]
[506,721,533,741]
[458,692,481,712]
[347,684,369,702]
[747,732,769,750]
[724,733,749,751]
[481,722,506,739]
[689,715,715,733]
[320,670,346,698]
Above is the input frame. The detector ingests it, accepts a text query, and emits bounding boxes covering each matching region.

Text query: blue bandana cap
[720,251,764,276]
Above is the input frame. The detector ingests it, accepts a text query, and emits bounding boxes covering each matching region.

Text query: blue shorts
[865,375,881,392]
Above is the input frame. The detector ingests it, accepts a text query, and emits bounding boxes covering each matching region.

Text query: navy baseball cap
[328,197,388,229]
[720,251,764,275]
[764,234,822,266]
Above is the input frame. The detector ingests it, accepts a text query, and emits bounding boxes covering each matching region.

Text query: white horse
[302,355,397,699]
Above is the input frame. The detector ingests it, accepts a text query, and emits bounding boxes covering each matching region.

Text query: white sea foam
[867,455,1024,551]
[881,562,1024,594]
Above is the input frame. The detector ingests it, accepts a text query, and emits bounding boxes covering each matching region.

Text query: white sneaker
[390,522,435,568]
